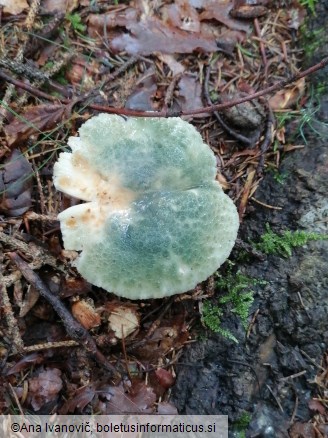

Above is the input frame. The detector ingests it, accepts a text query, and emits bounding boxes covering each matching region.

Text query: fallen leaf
[269,78,305,110]
[71,299,101,330]
[163,0,201,33]
[59,276,91,298]
[65,56,100,90]
[97,380,156,414]
[289,422,315,438]
[107,304,140,339]
[308,398,326,415]
[285,5,306,30]
[135,315,189,362]
[87,8,139,38]
[0,149,33,216]
[125,68,158,111]
[19,285,40,317]
[28,368,63,411]
[6,353,46,376]
[42,0,78,13]
[59,384,96,414]
[199,0,250,32]
[4,104,70,147]
[157,54,185,76]
[176,74,210,118]
[110,16,218,55]
[0,0,28,15]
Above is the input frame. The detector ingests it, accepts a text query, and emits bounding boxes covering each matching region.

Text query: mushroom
[53,114,239,299]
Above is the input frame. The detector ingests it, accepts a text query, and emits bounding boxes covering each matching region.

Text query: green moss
[66,13,86,33]
[232,412,252,438]
[201,301,238,343]
[299,0,317,15]
[216,269,265,329]
[201,265,265,342]
[255,223,328,258]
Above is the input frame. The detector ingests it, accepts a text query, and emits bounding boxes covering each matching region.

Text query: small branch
[1,56,327,118]
[256,104,275,176]
[0,69,64,103]
[0,283,24,352]
[253,18,267,72]
[7,252,120,378]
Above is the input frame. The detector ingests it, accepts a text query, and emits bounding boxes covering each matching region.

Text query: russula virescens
[53,114,239,299]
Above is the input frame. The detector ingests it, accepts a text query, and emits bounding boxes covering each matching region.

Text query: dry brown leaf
[285,5,307,30]
[0,0,28,15]
[19,286,40,317]
[71,299,101,330]
[65,56,100,90]
[157,54,185,76]
[163,0,201,33]
[87,8,139,38]
[28,368,63,411]
[59,384,96,414]
[110,16,218,55]
[176,74,210,119]
[269,78,305,110]
[97,381,156,414]
[289,422,315,438]
[42,0,78,13]
[59,276,91,298]
[107,304,140,339]
[0,149,33,217]
[135,316,189,362]
[125,68,157,111]
[6,353,46,376]
[199,0,250,32]
[4,104,70,147]
[308,398,326,415]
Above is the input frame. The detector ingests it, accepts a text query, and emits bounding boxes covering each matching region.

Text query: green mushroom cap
[53,114,239,299]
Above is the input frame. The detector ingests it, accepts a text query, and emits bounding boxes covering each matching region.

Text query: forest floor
[0,1,327,437]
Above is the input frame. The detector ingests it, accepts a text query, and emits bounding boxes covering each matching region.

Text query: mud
[172,4,328,436]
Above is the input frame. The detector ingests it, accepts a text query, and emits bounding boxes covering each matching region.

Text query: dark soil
[172,4,328,437]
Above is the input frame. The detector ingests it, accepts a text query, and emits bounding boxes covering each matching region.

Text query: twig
[0,58,49,82]
[238,167,256,220]
[0,70,64,103]
[7,252,120,378]
[100,55,143,89]
[266,383,284,412]
[8,383,24,415]
[22,340,79,353]
[0,0,40,128]
[256,104,275,176]
[254,18,267,71]
[90,56,328,117]
[1,56,328,118]
[24,211,58,222]
[251,197,282,210]
[0,231,57,269]
[162,73,182,112]
[0,283,24,352]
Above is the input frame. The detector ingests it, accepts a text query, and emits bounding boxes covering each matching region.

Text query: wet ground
[172,3,328,436]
